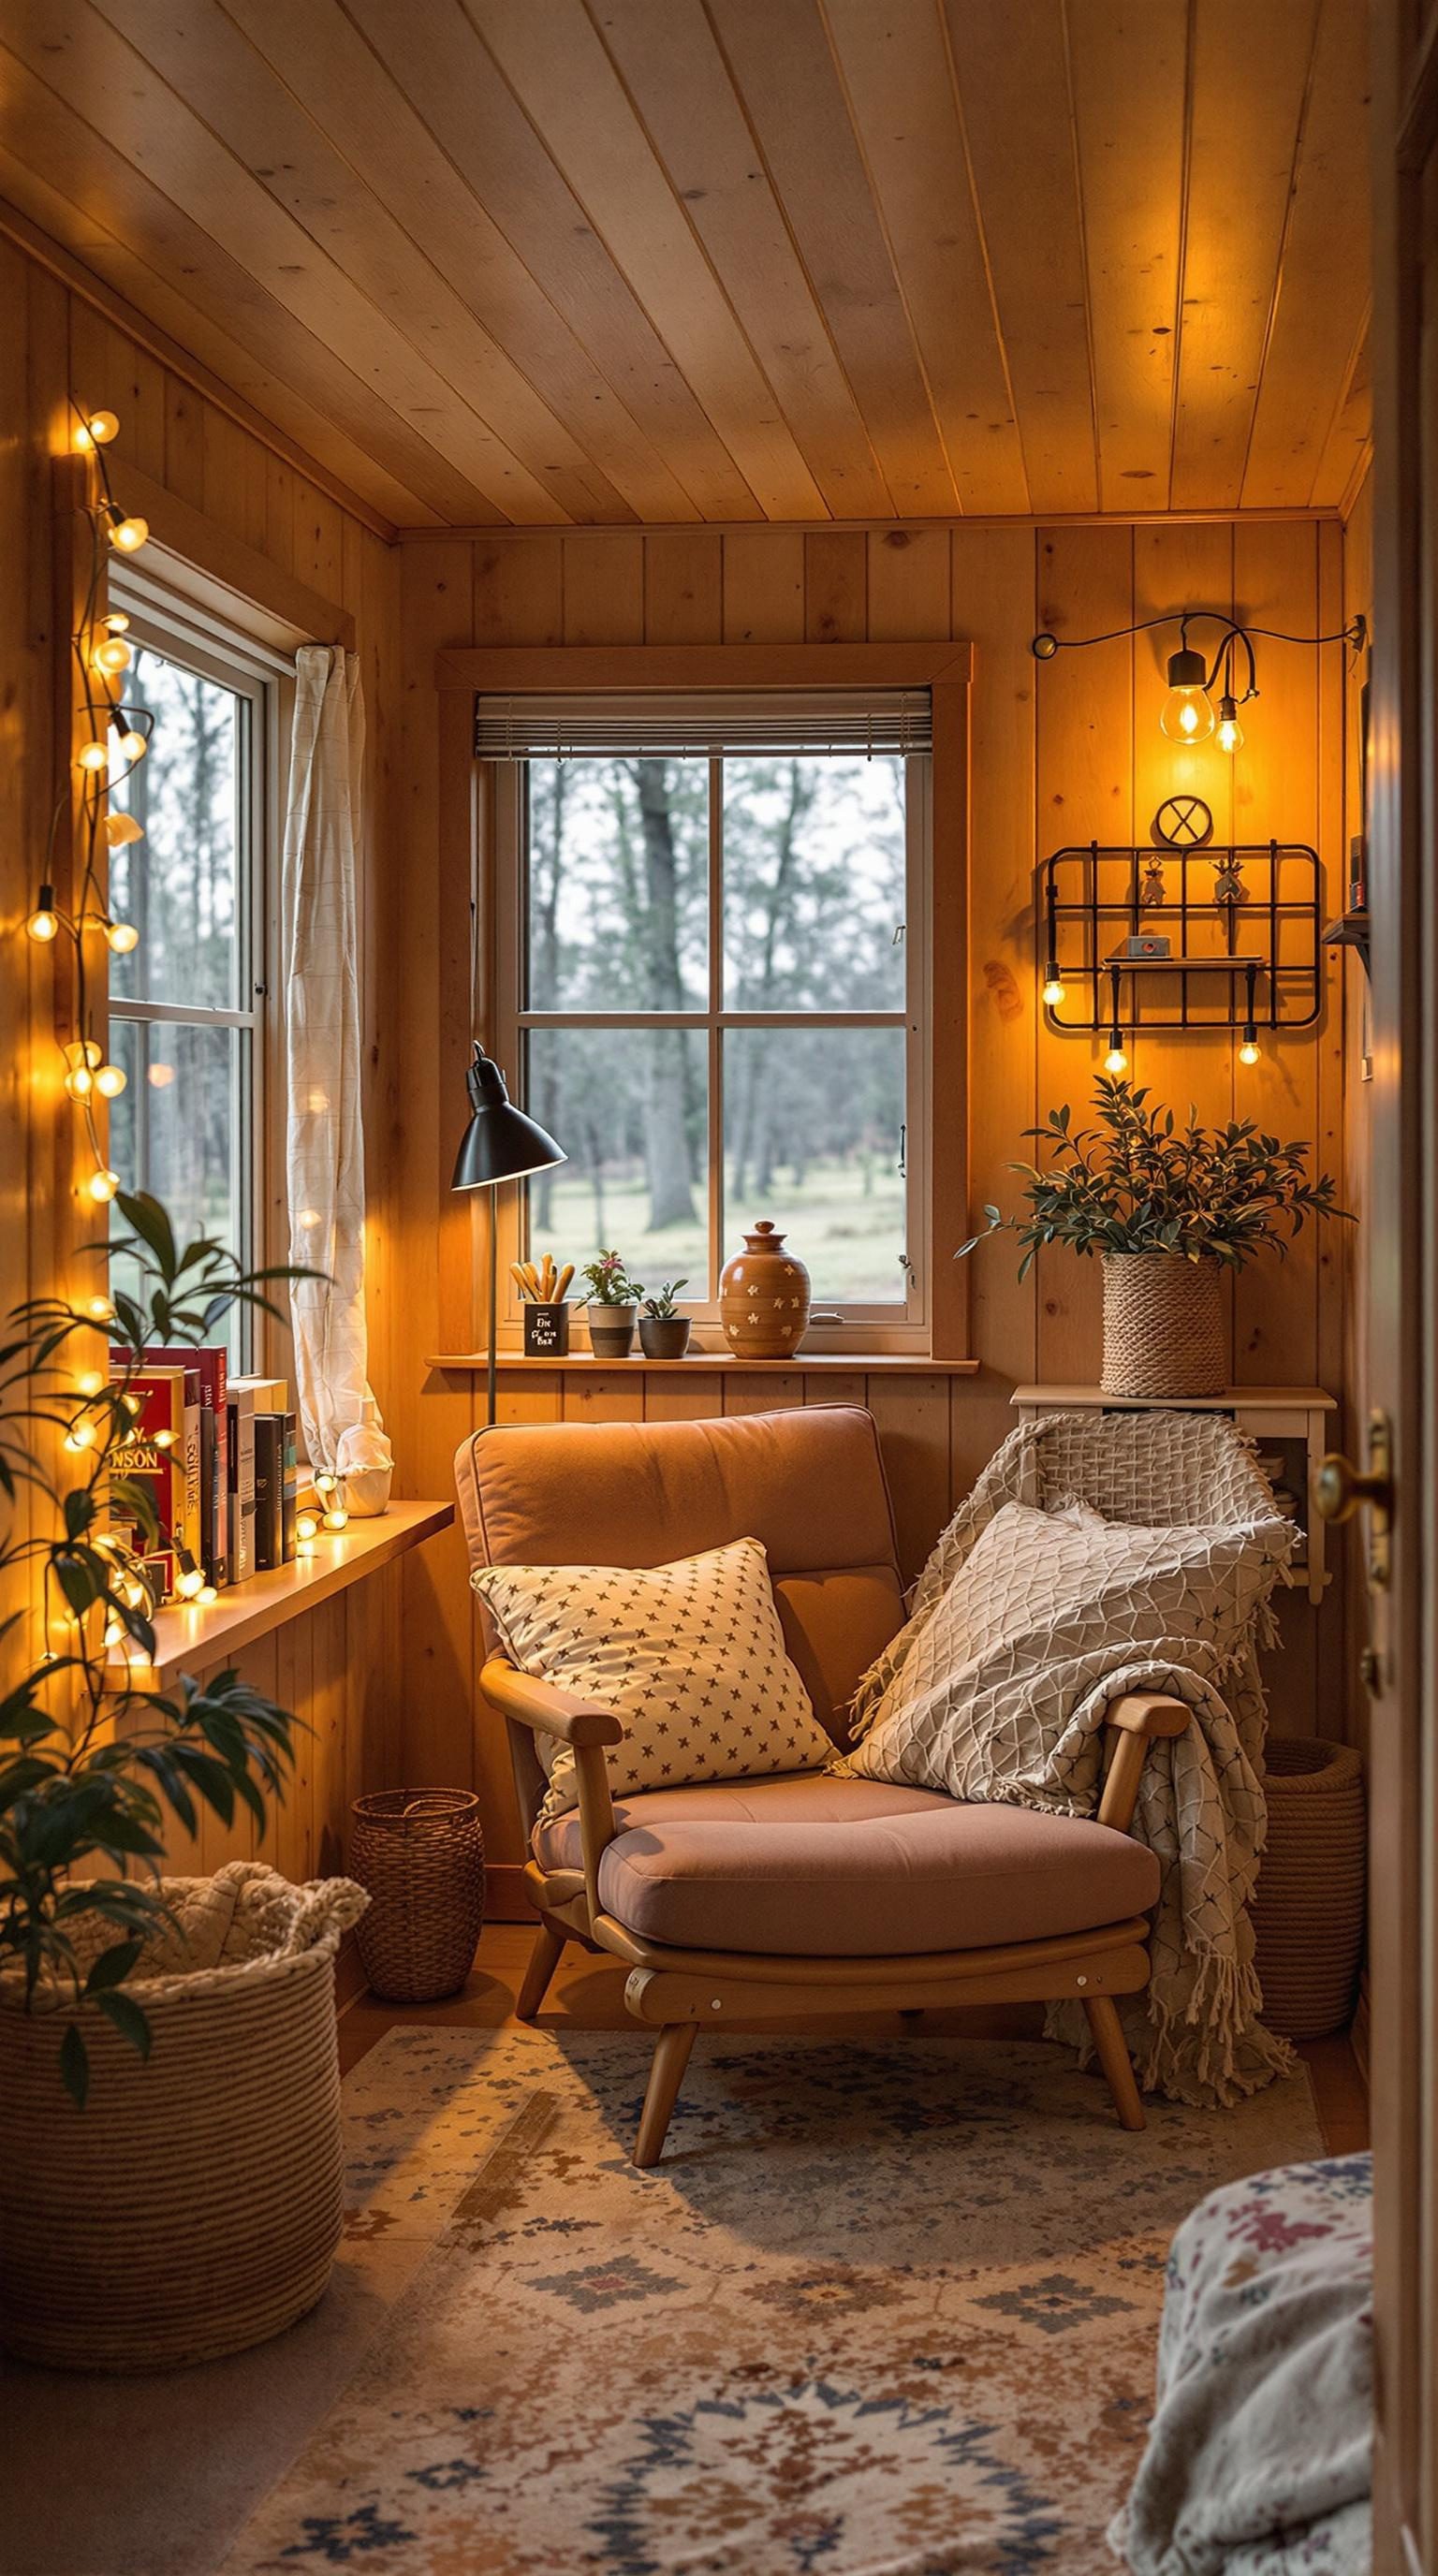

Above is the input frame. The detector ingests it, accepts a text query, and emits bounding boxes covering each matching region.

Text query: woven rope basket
[1253,1735,1367,2041]
[1102,1252,1227,1398]
[0,1865,364,2371]
[351,1789,486,2003]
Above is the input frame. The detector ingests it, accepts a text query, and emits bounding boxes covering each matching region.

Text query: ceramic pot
[720,1222,811,1358]
[638,1315,691,1359]
[1100,1251,1225,1398]
[586,1306,637,1359]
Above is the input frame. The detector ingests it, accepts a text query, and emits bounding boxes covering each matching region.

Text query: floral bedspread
[1112,2154,1372,2574]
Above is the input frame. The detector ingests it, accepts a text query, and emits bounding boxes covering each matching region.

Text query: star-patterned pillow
[473,1536,831,1822]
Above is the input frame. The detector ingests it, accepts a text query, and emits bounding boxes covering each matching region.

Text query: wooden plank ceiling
[0,0,1371,532]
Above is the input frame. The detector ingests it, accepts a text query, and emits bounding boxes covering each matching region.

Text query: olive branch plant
[0,1191,318,2105]
[958,1076,1352,1279]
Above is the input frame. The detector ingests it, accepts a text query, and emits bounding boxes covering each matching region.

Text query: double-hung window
[105,589,274,1361]
[489,688,931,1347]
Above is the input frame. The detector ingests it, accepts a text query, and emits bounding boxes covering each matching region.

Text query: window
[105,601,272,1358]
[495,721,930,1343]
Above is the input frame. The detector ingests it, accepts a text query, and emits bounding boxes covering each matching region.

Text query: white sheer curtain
[282,646,392,1514]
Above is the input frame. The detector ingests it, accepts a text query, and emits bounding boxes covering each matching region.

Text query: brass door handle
[1313,1410,1392,1588]
[1314,1454,1391,1523]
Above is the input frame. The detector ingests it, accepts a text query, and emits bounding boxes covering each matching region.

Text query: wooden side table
[1010,1386,1338,1606]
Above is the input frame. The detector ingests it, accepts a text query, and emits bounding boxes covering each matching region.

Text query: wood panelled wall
[0,227,412,1879]
[387,517,1359,1898]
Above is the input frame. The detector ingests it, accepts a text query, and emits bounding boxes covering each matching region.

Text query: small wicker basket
[1101,1252,1227,1398]
[351,1789,486,2003]
[1253,1735,1367,2041]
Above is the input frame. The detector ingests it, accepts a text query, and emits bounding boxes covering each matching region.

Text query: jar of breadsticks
[513,1253,575,1355]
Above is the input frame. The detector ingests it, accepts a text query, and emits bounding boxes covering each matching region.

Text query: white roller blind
[472,686,932,759]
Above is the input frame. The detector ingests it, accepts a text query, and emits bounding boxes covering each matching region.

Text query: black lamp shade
[451,1043,565,1193]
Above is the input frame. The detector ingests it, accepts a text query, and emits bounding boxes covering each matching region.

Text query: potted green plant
[580,1251,644,1359]
[959,1076,1351,1398]
[0,1191,365,2371]
[638,1280,691,1360]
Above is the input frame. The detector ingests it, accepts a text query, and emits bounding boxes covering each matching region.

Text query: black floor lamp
[451,1042,565,1427]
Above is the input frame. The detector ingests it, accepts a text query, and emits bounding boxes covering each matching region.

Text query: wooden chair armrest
[1097,1691,1189,1835]
[1104,1691,1190,1740]
[480,1656,625,1747]
[481,1656,623,1923]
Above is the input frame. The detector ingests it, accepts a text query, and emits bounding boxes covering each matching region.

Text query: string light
[105,918,139,955]
[72,410,119,451]
[295,1511,319,1543]
[76,1371,105,1396]
[94,1062,126,1098]
[117,728,147,765]
[313,1472,336,1497]
[63,1420,97,1452]
[26,886,59,942]
[93,637,132,677]
[104,812,142,848]
[175,1564,205,1601]
[322,1505,349,1533]
[65,1063,95,1101]
[87,1169,120,1204]
[78,739,109,773]
[196,1584,219,1606]
[106,509,148,552]
[82,1295,114,1325]
[103,611,130,635]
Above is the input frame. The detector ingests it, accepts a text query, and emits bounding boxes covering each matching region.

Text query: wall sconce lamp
[1032,609,1366,756]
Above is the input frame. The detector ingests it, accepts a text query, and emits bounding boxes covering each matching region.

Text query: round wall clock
[1152,794,1213,848]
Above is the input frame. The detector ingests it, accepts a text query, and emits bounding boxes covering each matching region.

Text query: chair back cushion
[455,1407,904,1798]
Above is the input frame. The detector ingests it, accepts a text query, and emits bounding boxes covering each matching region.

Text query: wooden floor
[340,1921,1371,2157]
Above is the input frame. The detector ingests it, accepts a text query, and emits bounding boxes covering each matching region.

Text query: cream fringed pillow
[473,1536,831,1822]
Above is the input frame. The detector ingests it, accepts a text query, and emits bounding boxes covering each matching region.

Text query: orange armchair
[456,1404,1186,2167]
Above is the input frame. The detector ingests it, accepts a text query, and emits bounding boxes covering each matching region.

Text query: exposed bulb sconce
[1032,609,1366,760]
[1041,965,1065,1008]
[1103,971,1128,1074]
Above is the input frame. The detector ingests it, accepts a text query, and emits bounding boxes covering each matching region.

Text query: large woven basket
[351,1789,486,2002]
[1102,1252,1227,1398]
[0,1863,367,2371]
[1253,1735,1367,2040]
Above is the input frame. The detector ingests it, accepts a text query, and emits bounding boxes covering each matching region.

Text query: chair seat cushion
[532,1772,1160,1957]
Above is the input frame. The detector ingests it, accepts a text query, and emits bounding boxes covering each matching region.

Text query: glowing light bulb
[105,919,139,955]
[95,1062,126,1098]
[93,637,132,676]
[323,1506,349,1533]
[108,515,148,553]
[295,1512,319,1543]
[175,1566,205,1601]
[313,1471,336,1496]
[1104,1040,1129,1076]
[104,811,143,848]
[76,1371,104,1397]
[1240,1028,1260,1066]
[27,892,59,941]
[64,1420,96,1452]
[118,729,146,763]
[78,739,109,773]
[1042,971,1065,1008]
[1159,646,1215,745]
[65,1065,95,1101]
[88,1168,119,1204]
[1216,695,1244,755]
[83,1295,114,1325]
[104,611,130,635]
[196,1584,219,1606]
[73,409,119,450]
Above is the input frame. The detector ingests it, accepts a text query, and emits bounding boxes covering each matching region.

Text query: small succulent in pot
[638,1281,691,1360]
[580,1251,644,1357]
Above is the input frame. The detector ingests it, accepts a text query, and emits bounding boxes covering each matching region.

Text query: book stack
[108,1353,297,1602]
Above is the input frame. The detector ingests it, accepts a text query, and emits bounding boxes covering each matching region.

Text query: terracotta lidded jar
[720,1222,811,1358]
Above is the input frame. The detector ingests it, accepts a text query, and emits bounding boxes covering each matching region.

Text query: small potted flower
[638,1280,690,1360]
[580,1251,643,1359]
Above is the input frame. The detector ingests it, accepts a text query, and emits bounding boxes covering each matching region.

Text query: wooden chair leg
[633,2024,697,2169]
[1084,1994,1146,2131]
[516,1919,567,2022]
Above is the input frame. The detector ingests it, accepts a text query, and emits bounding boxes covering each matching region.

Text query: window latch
[897,1121,906,1178]
[892,921,906,945]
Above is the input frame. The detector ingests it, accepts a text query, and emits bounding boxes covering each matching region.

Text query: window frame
[492,750,930,1351]
[105,577,286,1366]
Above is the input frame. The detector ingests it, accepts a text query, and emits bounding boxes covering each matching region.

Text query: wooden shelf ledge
[427,1352,982,1375]
[105,1500,454,1694]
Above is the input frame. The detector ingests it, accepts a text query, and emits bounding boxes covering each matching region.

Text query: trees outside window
[512,750,922,1323]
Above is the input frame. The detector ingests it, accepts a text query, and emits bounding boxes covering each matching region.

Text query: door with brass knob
[1314,1409,1393,1590]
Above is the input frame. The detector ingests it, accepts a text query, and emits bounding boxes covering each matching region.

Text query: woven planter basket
[351,1789,486,2003]
[1254,1735,1367,2041]
[1101,1252,1227,1398]
[0,1863,367,2372]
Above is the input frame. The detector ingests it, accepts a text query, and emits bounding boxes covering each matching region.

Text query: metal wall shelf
[1041,841,1324,1036]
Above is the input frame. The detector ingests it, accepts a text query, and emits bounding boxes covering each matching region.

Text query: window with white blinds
[474,686,932,761]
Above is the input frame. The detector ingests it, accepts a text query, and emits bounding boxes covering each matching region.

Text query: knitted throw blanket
[840,1411,1298,2107]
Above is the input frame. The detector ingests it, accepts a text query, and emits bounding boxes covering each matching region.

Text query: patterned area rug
[214,2025,1324,2576]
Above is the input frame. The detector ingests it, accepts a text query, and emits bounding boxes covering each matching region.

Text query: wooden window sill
[426,1351,982,1374]
[104,1500,454,1693]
